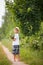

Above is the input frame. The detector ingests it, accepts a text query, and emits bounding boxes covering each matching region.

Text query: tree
[0,0,43,40]
[13,0,42,35]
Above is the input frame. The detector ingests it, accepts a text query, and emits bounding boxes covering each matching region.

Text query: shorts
[12,45,19,55]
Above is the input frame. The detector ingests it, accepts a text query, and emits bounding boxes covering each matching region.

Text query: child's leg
[14,55,16,61]
[17,54,20,61]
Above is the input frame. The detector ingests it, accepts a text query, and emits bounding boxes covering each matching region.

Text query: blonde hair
[15,27,19,32]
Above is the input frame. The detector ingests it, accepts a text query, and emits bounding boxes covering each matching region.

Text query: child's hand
[13,38,16,41]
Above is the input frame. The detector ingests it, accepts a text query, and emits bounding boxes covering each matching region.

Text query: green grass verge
[0,45,12,65]
[2,39,43,65]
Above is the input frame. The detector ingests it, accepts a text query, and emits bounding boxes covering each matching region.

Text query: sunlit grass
[0,45,12,65]
[20,47,43,65]
[2,38,12,51]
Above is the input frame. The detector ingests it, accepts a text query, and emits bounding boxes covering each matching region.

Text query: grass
[2,38,43,65]
[20,47,43,65]
[0,45,12,65]
[2,38,12,51]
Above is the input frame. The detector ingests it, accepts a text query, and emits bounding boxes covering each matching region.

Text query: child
[12,27,20,61]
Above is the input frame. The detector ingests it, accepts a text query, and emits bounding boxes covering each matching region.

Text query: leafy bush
[30,40,40,50]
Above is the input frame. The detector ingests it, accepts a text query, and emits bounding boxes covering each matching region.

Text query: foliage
[0,0,43,39]
[5,0,43,36]
[0,0,43,65]
[13,0,42,35]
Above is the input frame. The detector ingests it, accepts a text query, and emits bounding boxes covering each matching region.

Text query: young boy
[12,27,20,61]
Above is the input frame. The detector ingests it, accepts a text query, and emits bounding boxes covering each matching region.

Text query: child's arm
[13,38,16,41]
[11,36,16,41]
[11,34,17,41]
[13,34,17,41]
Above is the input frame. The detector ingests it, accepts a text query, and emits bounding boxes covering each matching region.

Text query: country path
[0,42,27,65]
